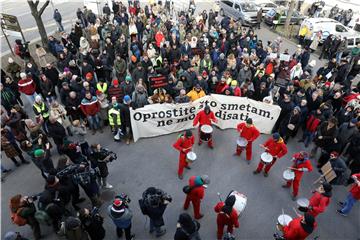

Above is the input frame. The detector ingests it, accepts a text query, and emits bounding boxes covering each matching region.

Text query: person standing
[234,118,260,163]
[1,128,30,167]
[278,213,317,240]
[282,152,313,200]
[254,133,288,177]
[173,130,195,179]
[78,207,106,240]
[256,8,262,29]
[120,95,133,145]
[307,182,332,218]
[53,9,64,32]
[174,213,201,240]
[89,144,113,189]
[337,172,360,216]
[108,103,122,140]
[214,195,239,240]
[108,194,135,240]
[183,175,210,220]
[80,92,102,134]
[18,72,37,103]
[139,187,172,237]
[193,105,218,148]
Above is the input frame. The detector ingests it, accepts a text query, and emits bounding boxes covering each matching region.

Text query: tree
[27,0,50,49]
[284,0,296,38]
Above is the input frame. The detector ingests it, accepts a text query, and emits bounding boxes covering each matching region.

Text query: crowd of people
[1,0,360,239]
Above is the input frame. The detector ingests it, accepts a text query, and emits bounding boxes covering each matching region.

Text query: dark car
[264,8,304,25]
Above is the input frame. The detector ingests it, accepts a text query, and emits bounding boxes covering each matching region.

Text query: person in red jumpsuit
[193,105,217,148]
[214,195,239,240]
[254,132,288,177]
[307,182,332,217]
[183,175,210,219]
[282,151,313,200]
[280,213,317,240]
[173,130,195,179]
[337,173,360,216]
[235,118,260,164]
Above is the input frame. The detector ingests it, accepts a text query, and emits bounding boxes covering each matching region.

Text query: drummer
[173,130,195,179]
[254,133,288,177]
[214,195,239,240]
[235,118,260,164]
[280,213,317,240]
[307,182,332,218]
[282,151,313,200]
[193,105,218,149]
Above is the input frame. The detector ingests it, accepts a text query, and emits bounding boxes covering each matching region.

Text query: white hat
[20,72,27,79]
[35,95,42,102]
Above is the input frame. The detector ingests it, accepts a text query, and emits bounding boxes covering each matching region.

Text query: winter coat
[35,47,48,68]
[314,122,338,148]
[108,205,133,229]
[18,77,36,95]
[47,121,67,145]
[1,131,20,158]
[80,96,100,116]
[237,122,260,142]
[263,137,288,158]
[337,123,358,148]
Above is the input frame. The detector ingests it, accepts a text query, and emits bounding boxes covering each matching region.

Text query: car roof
[304,17,340,24]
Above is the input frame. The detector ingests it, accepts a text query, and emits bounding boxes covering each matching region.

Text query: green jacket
[351,47,360,57]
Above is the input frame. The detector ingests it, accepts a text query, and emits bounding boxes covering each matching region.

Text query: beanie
[322,182,332,193]
[202,70,208,77]
[350,118,358,124]
[20,72,27,79]
[125,75,132,81]
[123,95,131,104]
[131,55,137,62]
[246,118,253,124]
[272,132,280,141]
[96,90,102,95]
[111,199,125,213]
[34,149,45,157]
[113,79,119,86]
[86,72,93,79]
[230,80,237,87]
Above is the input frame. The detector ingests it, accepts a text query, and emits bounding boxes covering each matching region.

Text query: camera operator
[14,39,32,61]
[139,187,172,237]
[9,194,41,240]
[108,193,135,240]
[89,144,115,189]
[78,207,106,240]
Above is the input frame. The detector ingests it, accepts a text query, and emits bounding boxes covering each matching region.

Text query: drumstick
[292,207,302,217]
[217,192,222,202]
[281,208,285,224]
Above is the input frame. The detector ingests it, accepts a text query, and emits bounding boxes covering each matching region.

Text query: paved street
[1,1,359,239]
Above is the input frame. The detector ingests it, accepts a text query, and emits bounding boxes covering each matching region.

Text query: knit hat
[131,55,137,62]
[246,118,253,124]
[330,151,339,157]
[34,149,45,157]
[20,72,27,79]
[35,95,42,103]
[294,106,301,112]
[272,132,280,141]
[113,79,119,86]
[64,67,70,72]
[125,75,132,81]
[350,118,358,124]
[322,182,332,193]
[111,198,125,213]
[96,90,102,95]
[86,72,93,80]
[201,174,210,188]
[230,80,237,87]
[123,95,131,104]
[202,70,208,77]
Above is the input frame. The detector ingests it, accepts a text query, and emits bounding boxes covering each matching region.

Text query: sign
[3,29,22,37]
[130,94,281,142]
[0,13,21,32]
[279,54,290,62]
[149,75,168,89]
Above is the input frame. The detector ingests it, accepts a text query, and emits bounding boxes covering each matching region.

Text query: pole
[1,27,15,56]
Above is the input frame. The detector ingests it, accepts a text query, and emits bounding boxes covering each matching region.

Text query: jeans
[336,51,343,64]
[302,130,314,147]
[24,93,37,103]
[341,193,357,214]
[87,114,100,130]
[150,218,165,236]
[56,21,64,32]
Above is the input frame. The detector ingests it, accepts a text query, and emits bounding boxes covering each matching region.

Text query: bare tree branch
[38,0,50,16]
[34,0,39,8]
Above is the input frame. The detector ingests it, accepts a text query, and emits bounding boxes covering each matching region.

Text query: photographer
[78,207,106,240]
[139,187,171,237]
[9,194,41,240]
[14,39,32,61]
[108,193,135,240]
[89,144,115,189]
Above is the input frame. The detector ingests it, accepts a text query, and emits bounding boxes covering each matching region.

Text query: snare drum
[186,151,197,163]
[200,125,213,142]
[237,137,248,148]
[260,152,273,164]
[276,214,292,231]
[297,198,309,212]
[283,169,295,181]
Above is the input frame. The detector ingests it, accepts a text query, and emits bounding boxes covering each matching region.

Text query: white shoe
[103,183,113,189]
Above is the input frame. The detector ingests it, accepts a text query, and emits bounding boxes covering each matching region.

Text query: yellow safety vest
[97,83,108,94]
[33,102,49,118]
[108,108,121,126]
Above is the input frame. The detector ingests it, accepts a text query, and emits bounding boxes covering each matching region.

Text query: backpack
[10,209,27,226]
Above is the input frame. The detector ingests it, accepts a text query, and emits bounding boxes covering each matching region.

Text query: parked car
[264,7,304,25]
[299,17,360,43]
[252,0,278,16]
[218,0,259,26]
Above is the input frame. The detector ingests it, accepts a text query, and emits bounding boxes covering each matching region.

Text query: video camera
[101,148,117,162]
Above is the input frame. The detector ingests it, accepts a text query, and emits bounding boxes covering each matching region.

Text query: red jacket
[233,87,242,96]
[214,201,239,228]
[263,137,288,158]
[349,173,360,200]
[18,77,36,95]
[265,62,274,75]
[283,216,317,240]
[173,135,195,154]
[306,114,321,132]
[215,82,228,94]
[186,176,205,201]
[291,153,313,179]
[237,123,260,142]
[308,192,330,217]
[80,96,100,116]
[193,110,217,126]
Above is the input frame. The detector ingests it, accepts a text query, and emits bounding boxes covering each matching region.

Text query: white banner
[130,94,281,142]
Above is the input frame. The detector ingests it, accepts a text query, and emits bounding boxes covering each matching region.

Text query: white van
[299,17,360,45]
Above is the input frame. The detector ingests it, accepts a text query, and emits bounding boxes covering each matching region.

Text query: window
[235,3,240,10]
[240,2,257,12]
[347,38,354,46]
[265,3,276,8]
[355,38,360,45]
[222,0,233,7]
[335,24,347,32]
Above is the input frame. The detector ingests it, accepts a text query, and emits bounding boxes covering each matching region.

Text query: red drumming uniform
[183,176,205,219]
[283,217,317,240]
[285,153,313,197]
[173,134,195,177]
[307,191,330,217]
[193,109,217,147]
[256,137,288,174]
[349,173,360,199]
[214,202,239,240]
[235,122,260,161]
